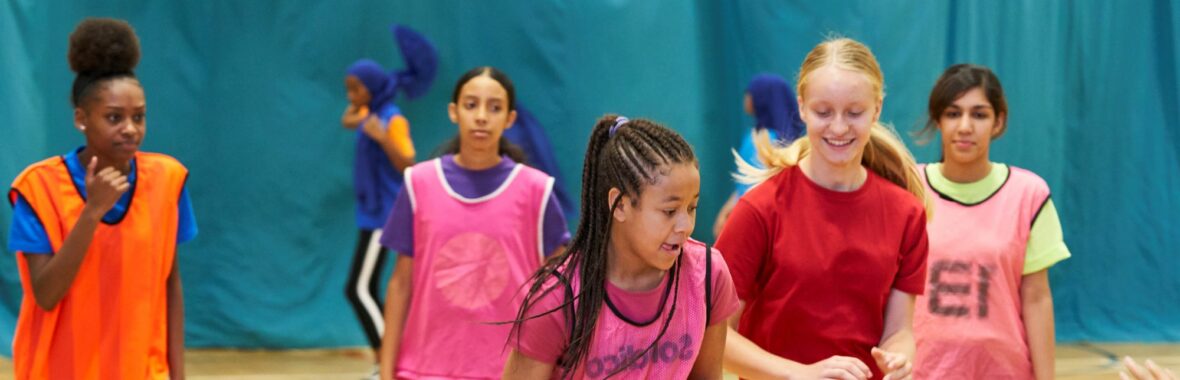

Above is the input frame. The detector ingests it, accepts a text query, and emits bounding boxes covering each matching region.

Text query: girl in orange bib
[6,18,195,379]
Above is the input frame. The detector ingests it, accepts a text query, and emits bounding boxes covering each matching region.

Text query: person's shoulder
[525,262,577,312]
[136,151,182,166]
[682,239,708,261]
[516,163,552,180]
[133,152,191,196]
[740,168,790,205]
[1004,164,1051,193]
[402,159,441,186]
[135,151,190,177]
[731,170,792,226]
[409,157,442,172]
[683,238,729,268]
[376,102,402,118]
[867,170,925,213]
[11,156,68,188]
[515,163,556,188]
[17,156,65,175]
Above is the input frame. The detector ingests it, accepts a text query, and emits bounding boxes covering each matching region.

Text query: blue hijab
[346,25,439,228]
[347,25,439,109]
[747,73,805,143]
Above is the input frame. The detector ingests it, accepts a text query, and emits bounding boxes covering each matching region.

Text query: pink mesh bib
[914,165,1051,379]
[397,159,554,379]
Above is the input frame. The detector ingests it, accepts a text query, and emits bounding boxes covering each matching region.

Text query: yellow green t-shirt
[926,162,1071,274]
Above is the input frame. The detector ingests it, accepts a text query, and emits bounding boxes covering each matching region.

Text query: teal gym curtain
[1,1,1175,354]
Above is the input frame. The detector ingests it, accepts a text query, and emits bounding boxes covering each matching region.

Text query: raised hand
[83,156,129,218]
[342,104,369,128]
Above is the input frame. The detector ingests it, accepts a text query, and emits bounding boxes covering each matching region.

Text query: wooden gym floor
[0,343,1175,379]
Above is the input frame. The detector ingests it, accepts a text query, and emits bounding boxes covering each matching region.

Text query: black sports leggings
[345,228,389,350]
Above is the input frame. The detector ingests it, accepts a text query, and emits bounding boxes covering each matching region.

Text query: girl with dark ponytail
[376,66,570,379]
[431,67,528,163]
[8,18,196,379]
[504,115,740,379]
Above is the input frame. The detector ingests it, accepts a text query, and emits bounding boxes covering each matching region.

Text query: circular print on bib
[433,232,510,309]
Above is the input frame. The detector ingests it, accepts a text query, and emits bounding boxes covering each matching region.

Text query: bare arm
[363,116,415,172]
[167,256,185,380]
[722,303,870,380]
[379,254,414,380]
[23,158,128,310]
[1021,270,1055,380]
[723,323,803,379]
[503,349,556,379]
[22,216,97,310]
[871,289,915,380]
[688,322,728,379]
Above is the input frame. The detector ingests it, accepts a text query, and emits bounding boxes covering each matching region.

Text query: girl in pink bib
[504,115,740,379]
[377,67,570,379]
[913,64,1071,380]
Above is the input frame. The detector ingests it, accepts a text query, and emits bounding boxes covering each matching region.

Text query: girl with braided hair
[7,18,195,379]
[504,115,740,379]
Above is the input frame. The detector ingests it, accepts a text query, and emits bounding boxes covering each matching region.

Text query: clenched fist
[83,156,130,219]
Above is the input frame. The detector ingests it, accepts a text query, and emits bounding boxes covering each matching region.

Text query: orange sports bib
[8,152,187,380]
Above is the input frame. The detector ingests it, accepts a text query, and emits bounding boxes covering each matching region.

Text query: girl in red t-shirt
[716,38,932,380]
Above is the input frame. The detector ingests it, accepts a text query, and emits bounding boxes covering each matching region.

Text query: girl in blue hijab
[712,73,804,238]
[340,24,437,371]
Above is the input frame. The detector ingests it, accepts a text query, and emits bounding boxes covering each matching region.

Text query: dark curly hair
[68,18,141,107]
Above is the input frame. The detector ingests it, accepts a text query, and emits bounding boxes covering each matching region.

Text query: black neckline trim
[551,270,579,340]
[1031,194,1052,229]
[704,243,714,325]
[603,257,681,327]
[925,163,1011,207]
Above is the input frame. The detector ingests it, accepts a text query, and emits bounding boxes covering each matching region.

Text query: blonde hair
[735,37,932,217]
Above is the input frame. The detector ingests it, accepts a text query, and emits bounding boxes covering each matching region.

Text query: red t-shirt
[716,166,928,380]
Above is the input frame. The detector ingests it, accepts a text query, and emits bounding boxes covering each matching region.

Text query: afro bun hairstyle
[68,18,140,75]
[68,18,141,106]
